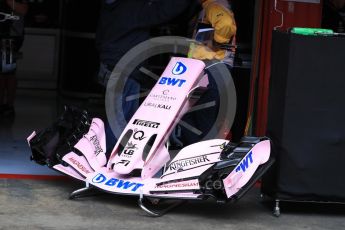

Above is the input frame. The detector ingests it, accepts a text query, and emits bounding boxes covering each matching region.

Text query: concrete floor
[1,178,345,230]
[1,90,345,229]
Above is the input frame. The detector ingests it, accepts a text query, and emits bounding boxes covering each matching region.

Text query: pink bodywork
[107,57,207,179]
[157,139,228,183]
[28,57,272,200]
[74,118,107,171]
[223,140,271,198]
[56,118,107,179]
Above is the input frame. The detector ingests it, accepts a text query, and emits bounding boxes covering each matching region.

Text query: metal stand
[273,199,281,217]
[259,194,280,217]
[138,193,186,217]
[69,182,102,200]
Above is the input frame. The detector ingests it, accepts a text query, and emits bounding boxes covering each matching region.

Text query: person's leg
[5,74,17,107]
[0,74,16,116]
[105,120,117,158]
[122,78,140,122]
[180,73,220,146]
[100,63,141,156]
[104,78,140,157]
[0,76,6,106]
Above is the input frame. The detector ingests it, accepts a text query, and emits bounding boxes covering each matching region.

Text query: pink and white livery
[27,57,274,216]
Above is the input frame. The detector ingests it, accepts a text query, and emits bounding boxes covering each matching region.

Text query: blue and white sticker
[158,77,186,87]
[172,62,187,75]
[92,173,144,192]
[235,152,254,173]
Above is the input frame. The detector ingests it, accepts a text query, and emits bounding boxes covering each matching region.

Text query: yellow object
[202,0,237,44]
[189,44,228,61]
[190,0,236,60]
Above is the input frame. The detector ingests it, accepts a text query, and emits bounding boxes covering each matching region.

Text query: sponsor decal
[149,90,177,102]
[172,62,187,75]
[235,152,253,173]
[133,130,146,141]
[168,155,210,171]
[123,149,134,157]
[126,141,138,150]
[144,102,171,110]
[92,173,144,192]
[133,119,160,128]
[155,181,199,189]
[122,141,137,157]
[117,159,130,166]
[89,135,104,156]
[68,157,91,174]
[158,77,186,87]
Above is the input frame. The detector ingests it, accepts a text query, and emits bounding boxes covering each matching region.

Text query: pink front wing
[223,140,271,198]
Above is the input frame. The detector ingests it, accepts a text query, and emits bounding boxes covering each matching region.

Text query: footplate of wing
[223,139,271,198]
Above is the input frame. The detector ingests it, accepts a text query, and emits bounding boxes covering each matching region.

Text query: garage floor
[0,90,345,229]
[1,179,345,230]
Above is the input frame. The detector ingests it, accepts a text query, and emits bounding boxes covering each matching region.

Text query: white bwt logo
[172,62,187,75]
